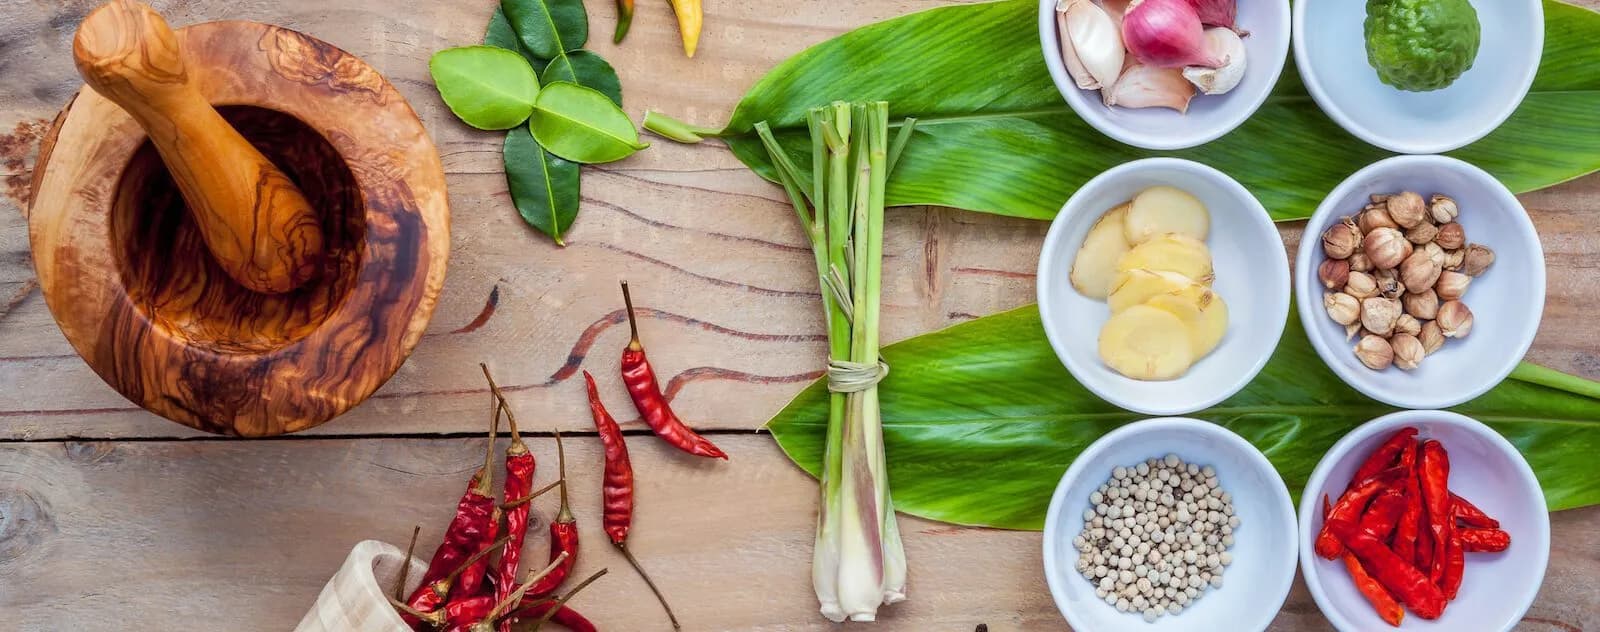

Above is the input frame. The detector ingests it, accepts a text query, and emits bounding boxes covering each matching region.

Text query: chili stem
[500,480,562,510]
[481,363,523,444]
[476,389,502,495]
[616,542,681,630]
[387,595,444,625]
[528,569,609,631]
[554,428,573,522]
[484,551,573,622]
[394,525,421,601]
[444,534,514,586]
[619,281,641,346]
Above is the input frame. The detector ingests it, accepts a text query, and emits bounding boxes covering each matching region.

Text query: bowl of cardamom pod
[1293,154,1544,409]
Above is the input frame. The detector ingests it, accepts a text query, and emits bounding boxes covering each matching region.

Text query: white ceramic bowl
[1293,0,1543,154]
[1038,0,1291,150]
[1298,410,1549,631]
[1038,158,1289,415]
[1293,155,1544,409]
[1043,417,1298,631]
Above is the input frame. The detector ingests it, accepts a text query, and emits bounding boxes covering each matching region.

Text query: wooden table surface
[2,0,1597,629]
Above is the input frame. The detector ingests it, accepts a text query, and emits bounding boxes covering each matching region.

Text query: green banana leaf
[766,307,1600,530]
[703,0,1600,221]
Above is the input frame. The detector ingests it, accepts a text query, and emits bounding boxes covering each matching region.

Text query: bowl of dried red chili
[1297,410,1549,631]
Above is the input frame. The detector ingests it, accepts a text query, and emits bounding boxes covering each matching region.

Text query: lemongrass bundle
[756,101,915,622]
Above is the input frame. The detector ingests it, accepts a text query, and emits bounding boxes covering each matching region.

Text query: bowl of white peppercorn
[1042,417,1297,631]
[1294,154,1544,409]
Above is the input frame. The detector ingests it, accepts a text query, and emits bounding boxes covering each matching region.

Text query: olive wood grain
[72,0,324,295]
[27,19,450,436]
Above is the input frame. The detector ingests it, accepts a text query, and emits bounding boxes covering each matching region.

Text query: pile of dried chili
[1315,426,1511,625]
[389,367,607,632]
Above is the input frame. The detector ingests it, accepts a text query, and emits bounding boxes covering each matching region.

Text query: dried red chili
[1418,440,1452,586]
[523,429,578,599]
[1450,493,1500,529]
[1391,444,1423,562]
[1414,512,1434,572]
[1440,535,1465,599]
[1458,527,1510,552]
[402,534,513,627]
[403,405,502,626]
[1352,427,1419,484]
[483,365,537,632]
[1341,551,1404,626]
[585,370,682,630]
[1357,488,1408,542]
[618,281,728,460]
[1316,467,1403,559]
[1343,532,1446,620]
[587,371,635,544]
[513,569,609,632]
[466,556,581,632]
[507,601,598,632]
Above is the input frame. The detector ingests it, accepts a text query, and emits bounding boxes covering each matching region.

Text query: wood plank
[0,0,1595,438]
[0,435,1594,630]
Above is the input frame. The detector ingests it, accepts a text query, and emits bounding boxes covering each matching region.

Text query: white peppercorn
[1074,456,1239,622]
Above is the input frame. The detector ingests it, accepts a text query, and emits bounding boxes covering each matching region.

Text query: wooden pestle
[72,0,324,295]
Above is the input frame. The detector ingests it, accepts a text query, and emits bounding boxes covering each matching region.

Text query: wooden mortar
[27,3,450,436]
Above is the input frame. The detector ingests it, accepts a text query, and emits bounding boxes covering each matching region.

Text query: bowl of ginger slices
[1036,157,1289,415]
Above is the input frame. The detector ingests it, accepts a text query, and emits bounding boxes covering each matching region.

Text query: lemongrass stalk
[760,101,908,623]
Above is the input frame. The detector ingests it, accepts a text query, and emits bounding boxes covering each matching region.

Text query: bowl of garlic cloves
[1037,0,1289,150]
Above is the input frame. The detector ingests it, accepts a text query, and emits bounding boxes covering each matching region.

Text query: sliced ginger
[1145,284,1229,358]
[1099,304,1195,380]
[1114,233,1214,283]
[1107,269,1204,313]
[1068,185,1224,381]
[1124,185,1210,244]
[1070,203,1131,299]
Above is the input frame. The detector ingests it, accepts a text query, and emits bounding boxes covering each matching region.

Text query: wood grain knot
[63,441,119,464]
[0,487,54,566]
[262,27,384,102]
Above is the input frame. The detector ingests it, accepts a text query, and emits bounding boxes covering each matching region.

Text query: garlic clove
[1103,62,1195,112]
[1059,0,1125,90]
[1182,27,1247,95]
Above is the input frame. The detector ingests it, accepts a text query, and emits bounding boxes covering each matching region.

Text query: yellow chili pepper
[667,0,702,57]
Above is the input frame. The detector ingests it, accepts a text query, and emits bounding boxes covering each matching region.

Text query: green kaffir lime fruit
[1364,0,1482,91]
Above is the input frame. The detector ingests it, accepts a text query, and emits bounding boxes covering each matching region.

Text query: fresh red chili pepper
[483,365,537,632]
[1341,551,1404,627]
[507,601,598,632]
[1343,531,1447,620]
[1457,527,1510,552]
[1441,534,1465,599]
[1451,493,1500,529]
[524,429,578,599]
[1316,467,1403,559]
[1352,427,1419,485]
[618,281,728,460]
[1357,488,1408,542]
[586,370,683,630]
[1418,440,1452,586]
